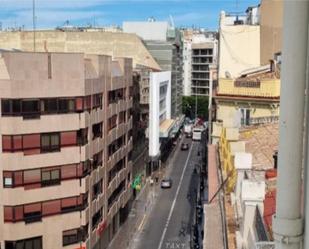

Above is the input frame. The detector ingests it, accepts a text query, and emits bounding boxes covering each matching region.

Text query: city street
[131,138,202,249]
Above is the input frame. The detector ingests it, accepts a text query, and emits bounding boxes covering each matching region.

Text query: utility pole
[33,0,36,52]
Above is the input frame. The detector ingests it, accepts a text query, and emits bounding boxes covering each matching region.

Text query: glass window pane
[51,169,60,180]
[22,100,39,113]
[51,134,59,146]
[16,241,24,249]
[12,100,21,113]
[41,134,50,147]
[2,99,11,114]
[42,171,50,181]
[44,99,58,113]
[25,240,33,249]
[68,99,75,111]
[33,238,42,249]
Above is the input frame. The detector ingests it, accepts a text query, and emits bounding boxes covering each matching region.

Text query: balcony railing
[249,116,279,126]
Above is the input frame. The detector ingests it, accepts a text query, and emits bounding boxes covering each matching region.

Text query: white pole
[273,1,309,249]
[32,0,36,52]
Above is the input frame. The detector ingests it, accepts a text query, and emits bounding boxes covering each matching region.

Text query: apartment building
[0,51,133,249]
[191,34,218,97]
[182,30,218,97]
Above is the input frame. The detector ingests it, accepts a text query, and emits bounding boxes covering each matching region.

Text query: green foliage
[182,96,209,120]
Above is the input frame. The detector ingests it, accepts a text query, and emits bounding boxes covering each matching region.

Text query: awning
[159,119,176,138]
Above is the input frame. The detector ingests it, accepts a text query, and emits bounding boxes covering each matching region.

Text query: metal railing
[242,116,279,126]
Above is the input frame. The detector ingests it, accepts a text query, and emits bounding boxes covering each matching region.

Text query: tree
[182,96,209,120]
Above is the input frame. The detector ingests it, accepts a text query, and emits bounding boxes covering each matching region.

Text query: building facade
[214,63,280,128]
[182,31,218,97]
[0,52,133,249]
[123,21,183,118]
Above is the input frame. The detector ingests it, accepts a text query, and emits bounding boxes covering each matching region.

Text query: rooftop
[239,123,279,171]
[0,30,161,71]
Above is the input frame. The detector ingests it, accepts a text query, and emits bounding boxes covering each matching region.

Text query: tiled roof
[239,123,279,170]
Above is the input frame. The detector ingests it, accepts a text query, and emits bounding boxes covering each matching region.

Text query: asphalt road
[134,138,201,249]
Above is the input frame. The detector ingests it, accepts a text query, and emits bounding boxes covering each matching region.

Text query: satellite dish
[225,71,232,79]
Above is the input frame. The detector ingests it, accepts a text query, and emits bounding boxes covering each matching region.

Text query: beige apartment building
[0,51,133,249]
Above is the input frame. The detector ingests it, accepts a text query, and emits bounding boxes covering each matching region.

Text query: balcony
[217,78,280,99]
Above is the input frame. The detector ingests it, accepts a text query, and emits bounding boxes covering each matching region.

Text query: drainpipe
[273,1,309,249]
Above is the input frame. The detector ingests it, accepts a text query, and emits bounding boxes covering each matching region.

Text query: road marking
[138,214,147,231]
[157,143,194,249]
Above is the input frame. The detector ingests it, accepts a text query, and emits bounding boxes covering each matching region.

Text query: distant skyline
[0,0,260,31]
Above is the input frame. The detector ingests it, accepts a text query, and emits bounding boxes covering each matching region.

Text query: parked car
[186,132,192,138]
[161,178,172,188]
[181,143,189,150]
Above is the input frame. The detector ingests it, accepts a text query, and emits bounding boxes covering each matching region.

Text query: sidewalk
[107,180,152,249]
[107,135,184,249]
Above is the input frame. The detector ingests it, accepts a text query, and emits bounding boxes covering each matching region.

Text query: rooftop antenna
[32,0,36,52]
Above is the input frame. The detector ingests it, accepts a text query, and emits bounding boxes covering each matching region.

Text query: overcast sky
[0,0,260,31]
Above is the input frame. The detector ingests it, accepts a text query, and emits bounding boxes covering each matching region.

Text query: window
[2,99,11,115]
[42,99,58,113]
[59,99,75,113]
[92,179,103,200]
[108,115,117,131]
[108,180,125,211]
[21,100,40,117]
[63,228,83,246]
[119,111,126,124]
[61,131,77,147]
[23,169,41,185]
[108,135,125,157]
[61,197,79,213]
[92,122,102,140]
[24,203,42,223]
[92,208,103,230]
[4,195,86,223]
[5,236,42,249]
[41,133,60,153]
[240,108,251,126]
[108,91,117,105]
[42,200,61,216]
[61,164,77,180]
[92,151,103,169]
[3,172,13,187]
[77,128,88,146]
[41,168,60,187]
[92,94,103,109]
[108,158,125,183]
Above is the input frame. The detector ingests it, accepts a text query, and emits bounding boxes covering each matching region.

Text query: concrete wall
[123,21,169,41]
[219,13,260,78]
[217,102,280,127]
[260,0,283,65]
[0,31,161,71]
[149,71,171,157]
